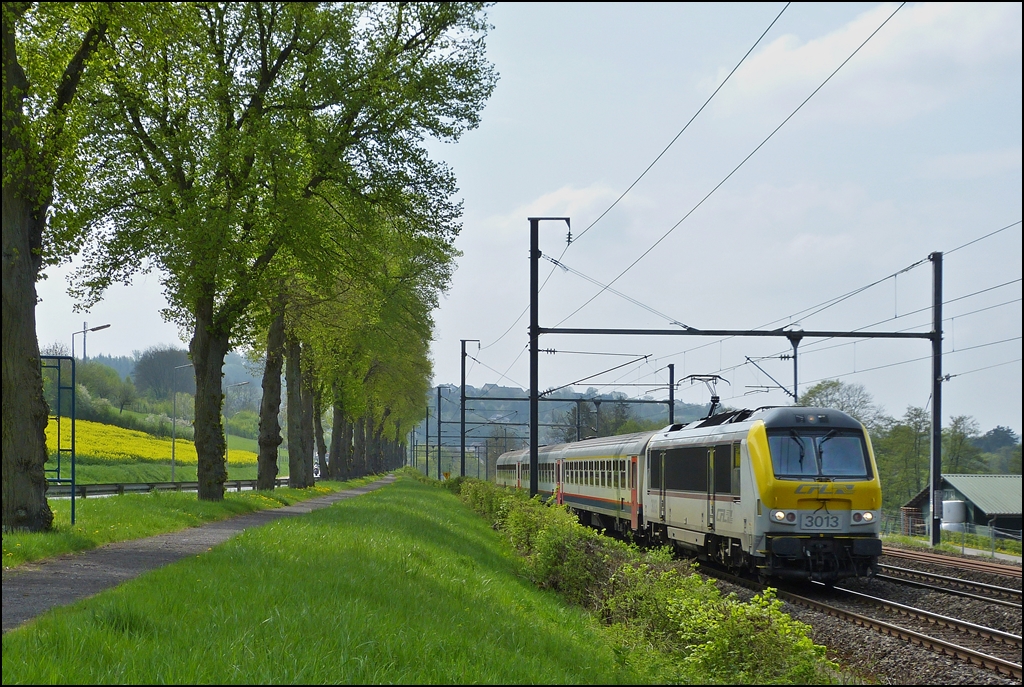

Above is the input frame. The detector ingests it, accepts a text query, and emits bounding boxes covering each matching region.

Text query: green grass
[1,477,644,684]
[883,532,1022,557]
[2,479,373,569]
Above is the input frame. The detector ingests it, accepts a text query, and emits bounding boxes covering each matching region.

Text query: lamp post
[224,381,250,463]
[171,363,193,483]
[71,322,110,360]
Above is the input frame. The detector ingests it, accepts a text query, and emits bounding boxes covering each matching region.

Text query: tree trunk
[3,0,105,532]
[328,389,344,480]
[285,335,306,488]
[313,386,327,482]
[353,416,366,478]
[341,416,353,479]
[190,295,230,501]
[300,354,315,487]
[1,190,53,531]
[256,309,285,490]
[371,420,385,474]
[2,17,51,532]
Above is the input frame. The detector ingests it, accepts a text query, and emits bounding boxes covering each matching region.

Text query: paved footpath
[2,474,396,633]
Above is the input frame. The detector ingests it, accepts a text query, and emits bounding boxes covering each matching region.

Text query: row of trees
[3,2,497,530]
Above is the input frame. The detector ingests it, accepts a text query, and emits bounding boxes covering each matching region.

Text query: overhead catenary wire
[478,4,791,352]
[569,2,792,246]
[555,2,907,328]
[639,222,1020,383]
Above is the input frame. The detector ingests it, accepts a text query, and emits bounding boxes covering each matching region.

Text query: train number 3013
[801,514,841,530]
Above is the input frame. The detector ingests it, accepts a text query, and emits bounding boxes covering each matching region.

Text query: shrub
[453,477,837,684]
[670,587,832,684]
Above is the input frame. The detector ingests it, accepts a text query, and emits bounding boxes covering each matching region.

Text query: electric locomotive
[494,405,882,583]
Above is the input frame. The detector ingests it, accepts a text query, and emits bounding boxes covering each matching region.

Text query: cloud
[707,2,1022,125]
[918,146,1023,180]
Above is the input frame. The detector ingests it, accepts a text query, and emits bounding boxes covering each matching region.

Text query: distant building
[902,474,1022,532]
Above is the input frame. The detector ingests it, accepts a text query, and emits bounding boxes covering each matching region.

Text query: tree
[114,376,136,414]
[132,346,194,399]
[798,380,881,428]
[63,2,496,500]
[942,415,984,474]
[76,359,123,400]
[973,426,1019,454]
[870,406,930,509]
[3,2,113,531]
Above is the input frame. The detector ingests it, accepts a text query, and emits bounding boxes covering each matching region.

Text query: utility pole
[461,339,479,477]
[575,398,582,441]
[668,363,675,424]
[786,331,802,404]
[529,217,570,497]
[436,385,442,480]
[930,252,943,547]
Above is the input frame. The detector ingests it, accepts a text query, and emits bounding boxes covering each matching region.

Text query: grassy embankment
[2,478,376,569]
[44,418,286,483]
[2,476,644,684]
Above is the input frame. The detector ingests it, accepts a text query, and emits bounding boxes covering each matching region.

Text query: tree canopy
[51,2,496,499]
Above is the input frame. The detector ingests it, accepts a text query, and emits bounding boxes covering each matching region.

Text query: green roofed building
[903,474,1022,532]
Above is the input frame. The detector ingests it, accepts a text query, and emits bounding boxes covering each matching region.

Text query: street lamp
[171,363,193,483]
[224,381,250,463]
[71,322,111,360]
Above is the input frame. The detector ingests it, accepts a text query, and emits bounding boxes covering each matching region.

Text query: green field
[1,477,643,684]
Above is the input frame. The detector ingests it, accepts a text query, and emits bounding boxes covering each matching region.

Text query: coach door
[706,447,716,531]
[651,449,666,522]
[555,459,563,505]
[629,455,639,529]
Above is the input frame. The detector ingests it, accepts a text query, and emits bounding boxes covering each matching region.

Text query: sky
[36,2,1022,436]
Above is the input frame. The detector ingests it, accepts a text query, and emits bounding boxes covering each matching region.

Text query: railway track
[881,546,1023,578]
[702,567,1023,680]
[822,584,1022,650]
[877,564,1023,608]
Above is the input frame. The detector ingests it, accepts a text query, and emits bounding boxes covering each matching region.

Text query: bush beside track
[441,472,839,684]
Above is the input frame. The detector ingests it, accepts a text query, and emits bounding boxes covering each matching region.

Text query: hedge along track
[877,564,1023,608]
[881,547,1023,579]
[701,567,1023,680]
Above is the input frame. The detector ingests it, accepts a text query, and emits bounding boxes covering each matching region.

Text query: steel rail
[820,584,1022,648]
[881,546,1023,578]
[878,565,1022,607]
[701,567,1023,679]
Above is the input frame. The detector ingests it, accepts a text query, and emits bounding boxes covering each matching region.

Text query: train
[495,405,882,583]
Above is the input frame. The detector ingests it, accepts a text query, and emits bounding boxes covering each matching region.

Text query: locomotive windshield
[767,429,871,480]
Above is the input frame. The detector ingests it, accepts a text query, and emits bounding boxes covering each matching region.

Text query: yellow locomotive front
[747,407,882,583]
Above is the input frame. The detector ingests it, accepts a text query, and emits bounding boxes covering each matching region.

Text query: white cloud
[708,2,1022,124]
[919,146,1023,180]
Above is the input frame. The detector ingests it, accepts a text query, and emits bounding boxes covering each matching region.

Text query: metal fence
[47,477,291,498]
[882,510,1022,557]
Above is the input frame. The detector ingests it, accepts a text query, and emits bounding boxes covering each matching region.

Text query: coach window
[665,446,706,491]
[731,443,741,494]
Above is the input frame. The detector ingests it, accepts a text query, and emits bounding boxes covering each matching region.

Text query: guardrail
[47,477,292,498]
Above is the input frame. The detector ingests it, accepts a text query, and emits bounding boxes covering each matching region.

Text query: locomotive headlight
[851,510,875,525]
[772,510,787,522]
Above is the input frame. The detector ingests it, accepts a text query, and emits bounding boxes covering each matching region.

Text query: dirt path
[2,475,396,633]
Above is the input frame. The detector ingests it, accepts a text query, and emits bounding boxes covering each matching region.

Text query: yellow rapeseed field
[45,418,257,466]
